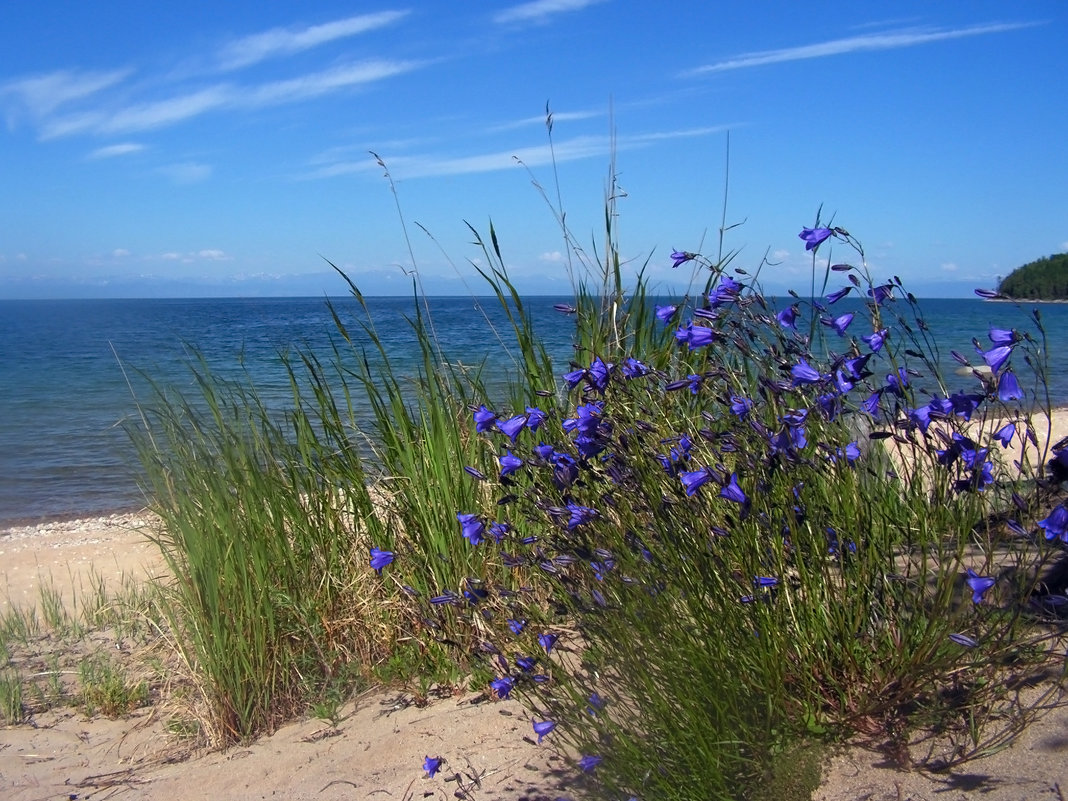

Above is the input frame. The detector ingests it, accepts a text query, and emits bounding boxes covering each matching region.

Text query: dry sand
[3,409,1068,800]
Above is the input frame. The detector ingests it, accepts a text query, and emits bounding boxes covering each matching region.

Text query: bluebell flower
[430,590,460,606]
[588,357,612,390]
[680,467,713,496]
[826,286,852,304]
[799,227,833,251]
[834,369,855,393]
[538,632,559,654]
[949,392,984,421]
[821,312,854,336]
[497,414,528,442]
[525,407,548,431]
[867,284,894,304]
[707,276,742,307]
[686,325,719,349]
[754,576,779,588]
[622,357,649,378]
[720,472,748,506]
[464,465,487,481]
[499,450,523,477]
[655,304,679,324]
[949,633,979,648]
[988,327,1018,346]
[861,390,882,417]
[563,367,587,388]
[730,395,754,418]
[997,371,1023,402]
[516,656,537,672]
[562,403,602,436]
[532,718,556,742]
[369,547,394,575]
[1039,505,1068,543]
[828,442,861,465]
[966,569,996,603]
[488,521,510,543]
[457,513,485,546]
[974,288,1005,299]
[587,692,605,715]
[671,249,695,268]
[507,618,526,634]
[578,755,602,772]
[423,755,442,778]
[776,305,799,330]
[490,677,515,699]
[884,367,909,396]
[862,328,889,352]
[790,359,822,385]
[981,344,1013,374]
[473,404,497,433]
[842,353,872,380]
[566,502,599,529]
[687,374,702,394]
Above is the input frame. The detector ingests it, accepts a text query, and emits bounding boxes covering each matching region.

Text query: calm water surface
[1,295,1065,524]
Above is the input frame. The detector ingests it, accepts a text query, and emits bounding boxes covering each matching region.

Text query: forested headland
[997,252,1068,299]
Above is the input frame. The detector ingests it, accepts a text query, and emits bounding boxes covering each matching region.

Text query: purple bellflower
[457,513,485,546]
[424,756,442,778]
[369,547,394,575]
[981,344,1013,374]
[656,304,680,325]
[799,227,834,251]
[499,450,523,477]
[862,328,889,352]
[966,569,996,604]
[720,472,748,507]
[578,755,603,772]
[538,632,559,654]
[998,371,1024,402]
[680,467,713,496]
[490,677,515,699]
[826,286,852,304]
[867,284,894,304]
[473,404,497,433]
[993,422,1015,448]
[776,305,799,330]
[532,719,556,743]
[671,249,696,268]
[821,312,854,336]
[1039,505,1068,543]
[791,359,822,385]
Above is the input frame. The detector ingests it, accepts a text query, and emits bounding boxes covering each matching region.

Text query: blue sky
[2,1,1065,298]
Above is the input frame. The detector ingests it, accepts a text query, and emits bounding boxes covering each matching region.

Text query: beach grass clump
[403,222,1068,799]
[130,288,553,742]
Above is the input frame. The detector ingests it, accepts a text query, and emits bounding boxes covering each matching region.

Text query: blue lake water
[1,294,1065,525]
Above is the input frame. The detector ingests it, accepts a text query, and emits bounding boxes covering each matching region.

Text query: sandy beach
[3,410,1068,800]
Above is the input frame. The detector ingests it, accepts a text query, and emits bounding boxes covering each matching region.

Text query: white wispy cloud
[87,142,145,159]
[42,59,423,138]
[307,126,727,180]
[489,107,602,132]
[157,248,230,262]
[242,59,422,105]
[494,0,609,26]
[157,162,213,184]
[1,68,131,119]
[683,22,1038,76]
[217,11,411,70]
